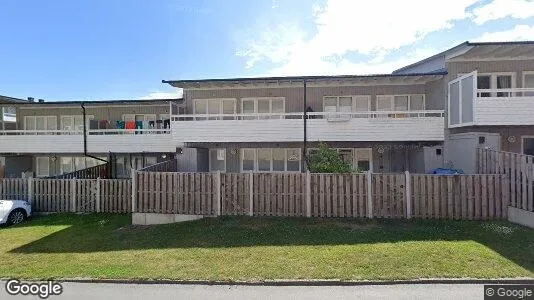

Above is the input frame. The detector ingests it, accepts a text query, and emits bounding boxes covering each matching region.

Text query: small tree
[307,143,352,173]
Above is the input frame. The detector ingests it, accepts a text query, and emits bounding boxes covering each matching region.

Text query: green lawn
[0,213,533,281]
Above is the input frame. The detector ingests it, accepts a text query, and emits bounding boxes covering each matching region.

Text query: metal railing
[477,87,534,98]
[171,110,445,121]
[0,128,170,135]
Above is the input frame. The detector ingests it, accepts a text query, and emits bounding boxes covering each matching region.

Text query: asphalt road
[0,281,486,300]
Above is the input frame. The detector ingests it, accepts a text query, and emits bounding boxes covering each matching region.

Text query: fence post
[366,171,373,218]
[306,171,311,217]
[131,169,137,213]
[249,172,254,216]
[405,170,411,219]
[70,178,77,213]
[27,177,33,205]
[216,171,221,216]
[95,177,101,213]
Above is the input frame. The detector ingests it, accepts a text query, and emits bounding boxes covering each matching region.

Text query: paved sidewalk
[1,281,485,300]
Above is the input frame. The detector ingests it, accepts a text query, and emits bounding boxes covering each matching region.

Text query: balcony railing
[171,110,445,143]
[171,110,445,121]
[0,129,170,135]
[476,88,534,98]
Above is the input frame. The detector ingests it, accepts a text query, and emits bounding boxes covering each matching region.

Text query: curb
[6,278,533,286]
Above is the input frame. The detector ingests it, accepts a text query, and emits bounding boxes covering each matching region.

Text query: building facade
[1,41,533,177]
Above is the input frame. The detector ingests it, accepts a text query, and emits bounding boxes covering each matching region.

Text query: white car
[0,200,32,226]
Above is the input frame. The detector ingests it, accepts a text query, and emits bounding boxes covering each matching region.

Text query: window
[308,148,372,171]
[209,149,226,172]
[75,157,86,171]
[25,116,57,131]
[242,149,255,171]
[523,72,534,96]
[477,75,491,97]
[194,99,236,120]
[240,148,301,172]
[522,137,534,156]
[2,107,16,122]
[60,115,94,131]
[241,98,285,119]
[60,157,74,173]
[323,96,370,113]
[286,149,301,172]
[475,73,516,97]
[376,95,425,116]
[36,157,50,177]
[272,148,285,171]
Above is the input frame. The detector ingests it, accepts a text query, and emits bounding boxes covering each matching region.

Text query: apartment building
[0,98,183,178]
[164,41,534,174]
[1,40,532,177]
[395,41,534,172]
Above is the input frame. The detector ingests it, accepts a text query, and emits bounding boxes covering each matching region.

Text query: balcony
[171,110,445,143]
[0,129,175,153]
[448,71,534,127]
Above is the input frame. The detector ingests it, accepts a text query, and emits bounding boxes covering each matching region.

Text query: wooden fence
[133,171,510,219]
[0,178,131,213]
[477,148,534,212]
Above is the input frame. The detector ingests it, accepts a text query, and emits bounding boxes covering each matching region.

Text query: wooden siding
[171,116,444,143]
[183,83,441,114]
[0,134,176,153]
[13,103,170,130]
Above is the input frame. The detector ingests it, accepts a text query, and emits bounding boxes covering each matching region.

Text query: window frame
[322,95,371,113]
[208,148,227,172]
[240,148,301,172]
[375,94,426,111]
[521,136,534,155]
[24,115,58,131]
[240,97,286,117]
[36,156,50,177]
[193,98,237,119]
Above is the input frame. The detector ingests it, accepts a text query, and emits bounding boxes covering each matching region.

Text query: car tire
[6,209,26,226]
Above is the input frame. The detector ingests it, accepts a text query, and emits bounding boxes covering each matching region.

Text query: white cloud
[473,25,534,42]
[472,0,534,25]
[236,0,479,75]
[236,0,534,76]
[141,90,183,100]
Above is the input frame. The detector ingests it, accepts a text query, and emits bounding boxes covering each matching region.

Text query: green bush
[307,143,353,173]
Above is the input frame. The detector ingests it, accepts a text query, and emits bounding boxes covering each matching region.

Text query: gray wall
[444,132,500,174]
[12,102,171,130]
[183,81,444,114]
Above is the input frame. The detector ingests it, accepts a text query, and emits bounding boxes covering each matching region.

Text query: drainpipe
[81,102,108,163]
[302,79,307,172]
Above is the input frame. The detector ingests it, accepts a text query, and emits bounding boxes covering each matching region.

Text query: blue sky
[1,0,534,101]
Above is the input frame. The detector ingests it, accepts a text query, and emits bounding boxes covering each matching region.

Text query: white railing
[0,129,170,136]
[171,110,445,121]
[477,88,534,98]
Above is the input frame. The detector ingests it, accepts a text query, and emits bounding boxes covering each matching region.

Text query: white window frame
[36,156,50,177]
[240,97,285,116]
[461,72,516,97]
[60,156,74,174]
[375,94,426,111]
[193,98,237,119]
[60,115,95,131]
[240,148,301,172]
[24,115,58,131]
[209,149,227,172]
[521,136,534,155]
[522,71,534,96]
[322,95,371,112]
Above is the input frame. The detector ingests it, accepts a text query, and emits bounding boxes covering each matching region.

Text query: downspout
[302,79,307,172]
[81,103,109,168]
